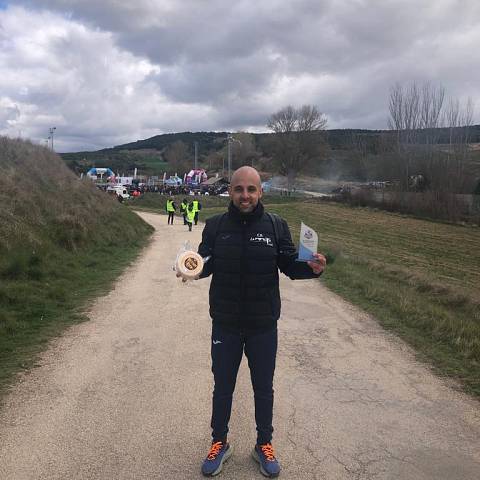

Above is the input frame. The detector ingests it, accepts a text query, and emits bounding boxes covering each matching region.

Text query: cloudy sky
[0,1,479,152]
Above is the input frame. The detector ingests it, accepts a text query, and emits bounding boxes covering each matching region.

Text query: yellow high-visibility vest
[186,205,195,222]
[166,200,175,212]
[192,200,199,212]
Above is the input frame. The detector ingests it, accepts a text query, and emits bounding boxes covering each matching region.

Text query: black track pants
[210,324,277,445]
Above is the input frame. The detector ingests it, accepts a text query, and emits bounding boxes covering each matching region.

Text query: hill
[60,125,480,179]
[0,137,153,393]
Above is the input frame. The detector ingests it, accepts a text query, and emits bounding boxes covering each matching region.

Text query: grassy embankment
[0,138,153,396]
[132,193,480,396]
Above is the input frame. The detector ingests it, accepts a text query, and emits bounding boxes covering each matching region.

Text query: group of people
[166,197,202,231]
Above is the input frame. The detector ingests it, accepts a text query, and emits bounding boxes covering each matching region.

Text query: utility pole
[226,135,242,182]
[227,137,232,181]
[49,127,56,151]
[194,141,198,170]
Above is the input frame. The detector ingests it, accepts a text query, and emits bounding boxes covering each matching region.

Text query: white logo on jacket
[249,233,273,246]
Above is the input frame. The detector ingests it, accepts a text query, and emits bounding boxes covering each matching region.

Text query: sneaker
[201,441,233,476]
[252,443,280,478]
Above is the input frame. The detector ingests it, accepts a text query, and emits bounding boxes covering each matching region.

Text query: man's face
[229,170,263,213]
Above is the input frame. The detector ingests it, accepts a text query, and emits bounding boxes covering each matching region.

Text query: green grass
[132,194,480,396]
[0,207,153,396]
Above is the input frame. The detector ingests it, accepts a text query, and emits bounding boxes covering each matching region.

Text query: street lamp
[49,127,56,151]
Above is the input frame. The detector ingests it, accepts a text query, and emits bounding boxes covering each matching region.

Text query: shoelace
[207,441,224,460]
[260,443,276,462]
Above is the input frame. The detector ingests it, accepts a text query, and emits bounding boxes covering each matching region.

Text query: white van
[107,185,130,199]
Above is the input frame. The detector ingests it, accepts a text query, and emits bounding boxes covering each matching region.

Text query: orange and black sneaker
[252,442,281,478]
[201,440,233,476]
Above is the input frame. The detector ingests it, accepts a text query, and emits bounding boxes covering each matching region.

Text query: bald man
[197,166,325,477]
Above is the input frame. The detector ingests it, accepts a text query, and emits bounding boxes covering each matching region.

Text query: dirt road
[1,211,479,480]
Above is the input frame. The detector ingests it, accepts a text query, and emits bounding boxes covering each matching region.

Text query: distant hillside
[60,125,480,177]
[113,131,230,152]
[60,129,379,175]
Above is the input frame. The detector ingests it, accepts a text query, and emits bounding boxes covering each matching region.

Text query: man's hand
[307,253,326,275]
[176,271,200,283]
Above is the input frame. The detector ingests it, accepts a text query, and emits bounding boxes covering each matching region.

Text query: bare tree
[297,105,328,131]
[388,83,404,131]
[388,81,444,187]
[420,82,445,147]
[420,82,445,130]
[460,97,474,146]
[388,81,475,194]
[388,82,421,148]
[267,105,328,189]
[445,97,460,146]
[267,105,297,133]
[403,83,421,145]
[441,96,476,192]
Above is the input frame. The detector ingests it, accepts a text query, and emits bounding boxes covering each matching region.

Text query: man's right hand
[176,271,200,282]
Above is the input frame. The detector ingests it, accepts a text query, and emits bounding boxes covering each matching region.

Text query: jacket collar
[228,201,264,223]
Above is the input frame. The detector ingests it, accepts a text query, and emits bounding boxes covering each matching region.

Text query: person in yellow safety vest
[186,202,196,231]
[166,197,176,225]
[180,198,189,225]
[192,198,202,225]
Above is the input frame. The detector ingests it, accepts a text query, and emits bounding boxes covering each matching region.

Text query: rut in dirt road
[0,211,479,480]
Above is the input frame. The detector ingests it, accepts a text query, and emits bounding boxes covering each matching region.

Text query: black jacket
[198,201,321,332]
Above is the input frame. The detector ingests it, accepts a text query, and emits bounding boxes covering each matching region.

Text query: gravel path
[0,211,479,480]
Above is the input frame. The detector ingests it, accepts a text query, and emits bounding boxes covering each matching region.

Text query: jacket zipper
[239,219,247,324]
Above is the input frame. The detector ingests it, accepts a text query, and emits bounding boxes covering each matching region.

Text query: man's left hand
[307,253,326,275]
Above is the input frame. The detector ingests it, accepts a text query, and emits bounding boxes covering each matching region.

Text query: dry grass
[0,137,121,251]
[186,197,480,395]
[264,200,480,395]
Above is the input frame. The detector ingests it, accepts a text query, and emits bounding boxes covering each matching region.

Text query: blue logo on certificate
[297,222,318,262]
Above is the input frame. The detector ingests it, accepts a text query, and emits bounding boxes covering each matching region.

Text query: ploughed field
[279,201,480,303]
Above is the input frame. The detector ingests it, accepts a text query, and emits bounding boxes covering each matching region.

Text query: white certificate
[297,222,318,262]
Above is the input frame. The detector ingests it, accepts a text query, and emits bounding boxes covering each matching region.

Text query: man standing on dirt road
[196,166,326,477]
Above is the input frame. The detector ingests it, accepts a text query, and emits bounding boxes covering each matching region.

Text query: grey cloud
[0,102,20,129]
[149,53,281,104]
[3,0,480,151]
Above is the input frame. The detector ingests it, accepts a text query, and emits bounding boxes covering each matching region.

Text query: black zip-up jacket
[198,201,321,332]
